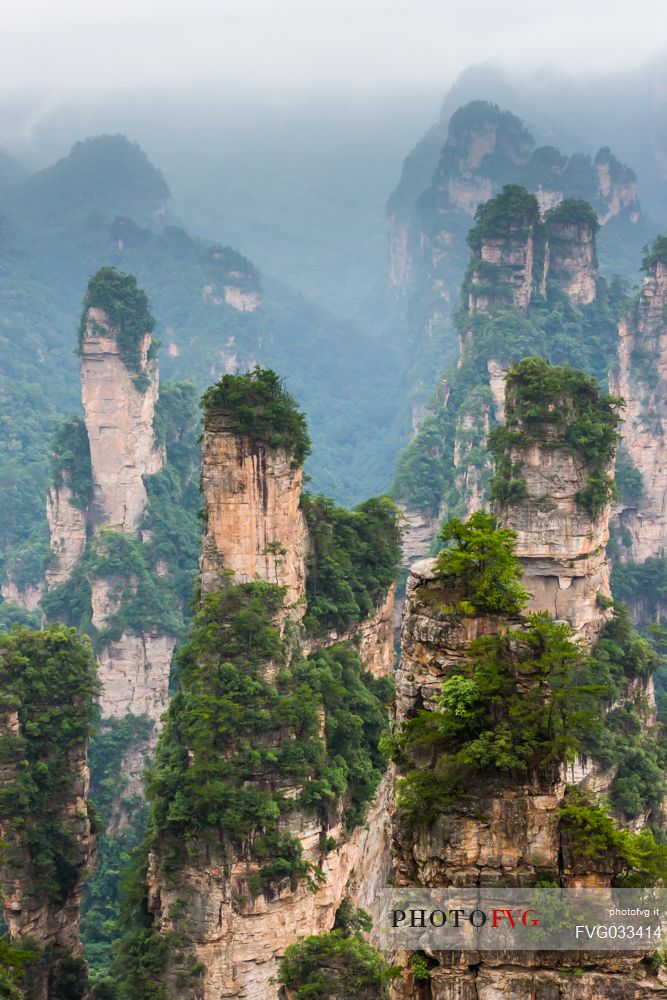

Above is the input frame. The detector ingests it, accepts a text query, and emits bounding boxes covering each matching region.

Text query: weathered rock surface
[80,306,163,532]
[611,259,667,562]
[199,412,308,606]
[147,401,399,998]
[90,567,174,725]
[147,773,393,999]
[0,710,95,999]
[96,629,175,722]
[498,442,612,641]
[45,478,88,586]
[390,422,665,995]
[397,195,604,576]
[0,574,44,611]
[544,217,597,306]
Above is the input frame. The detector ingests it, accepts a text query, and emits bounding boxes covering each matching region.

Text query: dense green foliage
[432,511,528,615]
[42,381,201,647]
[641,235,667,272]
[0,602,41,634]
[146,584,390,862]
[0,625,97,903]
[490,357,620,516]
[302,493,402,632]
[544,198,600,231]
[393,177,627,515]
[614,448,644,507]
[277,901,397,999]
[78,268,156,373]
[390,582,665,827]
[559,789,667,886]
[112,850,170,1000]
[393,287,624,513]
[42,529,181,647]
[387,613,598,822]
[115,583,391,997]
[386,506,663,827]
[51,417,94,510]
[201,367,311,465]
[581,605,666,818]
[611,558,667,624]
[82,716,154,986]
[0,938,34,999]
[467,184,540,251]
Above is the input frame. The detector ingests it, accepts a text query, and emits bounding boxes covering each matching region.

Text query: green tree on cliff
[434,510,528,615]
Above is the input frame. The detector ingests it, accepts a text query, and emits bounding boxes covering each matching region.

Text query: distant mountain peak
[19,133,170,226]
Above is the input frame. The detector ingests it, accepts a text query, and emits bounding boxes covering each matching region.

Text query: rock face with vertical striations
[137,373,399,1000]
[199,411,308,606]
[544,201,599,306]
[393,187,614,578]
[42,272,182,843]
[80,305,163,533]
[493,359,617,642]
[45,479,88,586]
[611,245,667,563]
[390,387,665,995]
[0,626,97,1000]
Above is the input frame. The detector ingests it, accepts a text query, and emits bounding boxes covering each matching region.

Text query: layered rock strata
[397,190,603,575]
[391,398,664,997]
[146,405,397,999]
[0,711,95,1000]
[80,306,163,533]
[199,411,308,606]
[45,477,88,586]
[611,256,667,563]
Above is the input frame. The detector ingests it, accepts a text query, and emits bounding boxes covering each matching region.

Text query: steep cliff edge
[39,273,202,980]
[492,357,618,640]
[199,412,307,606]
[394,187,616,568]
[116,369,401,1000]
[79,271,164,533]
[611,239,667,566]
[0,625,97,999]
[388,99,645,326]
[43,271,198,728]
[388,361,666,998]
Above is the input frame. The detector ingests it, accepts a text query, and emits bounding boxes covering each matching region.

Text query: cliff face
[500,443,611,639]
[0,719,94,956]
[0,626,97,1000]
[80,306,163,533]
[199,412,308,606]
[494,361,616,642]
[143,383,397,1000]
[391,412,662,996]
[146,775,392,1000]
[544,216,597,306]
[393,188,612,575]
[203,246,262,314]
[45,478,88,586]
[388,100,642,303]
[42,282,180,852]
[611,256,667,563]
[392,564,661,999]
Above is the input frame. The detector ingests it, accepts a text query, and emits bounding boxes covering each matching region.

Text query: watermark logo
[378,889,664,952]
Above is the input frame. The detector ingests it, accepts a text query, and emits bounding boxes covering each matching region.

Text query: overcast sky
[3,0,667,101]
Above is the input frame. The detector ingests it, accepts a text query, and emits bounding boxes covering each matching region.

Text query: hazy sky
[3,0,667,102]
